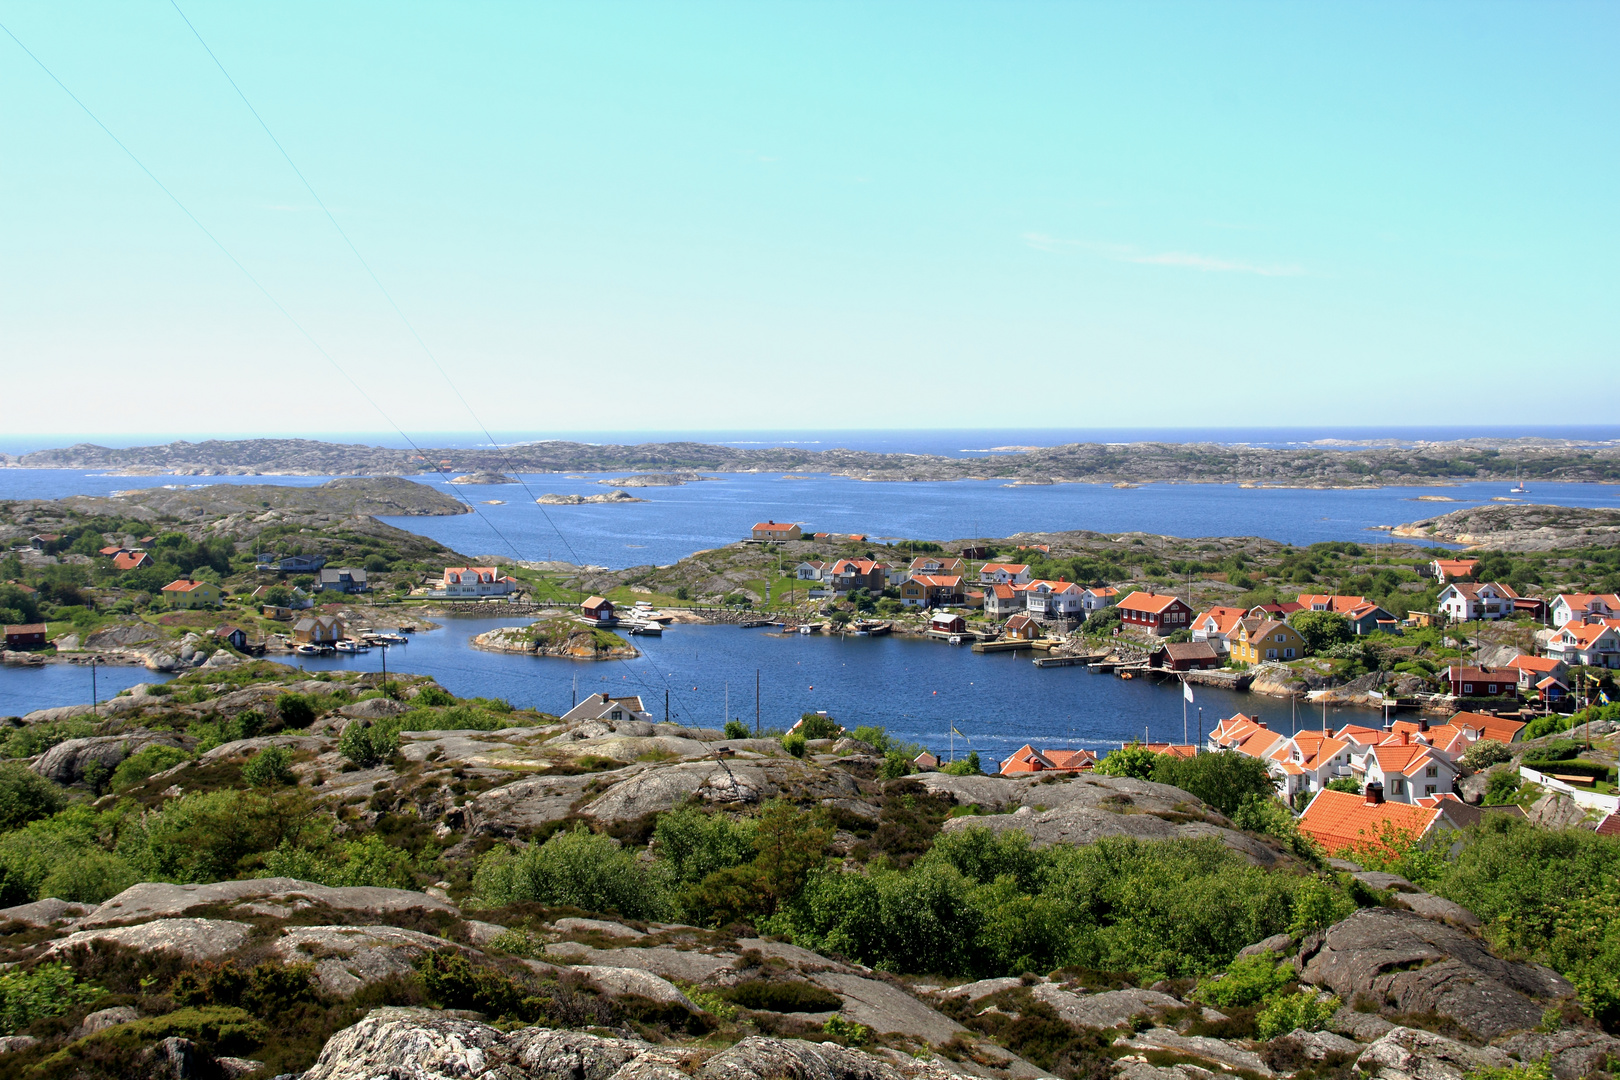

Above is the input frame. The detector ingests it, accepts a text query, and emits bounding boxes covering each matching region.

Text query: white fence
[1519,765,1620,814]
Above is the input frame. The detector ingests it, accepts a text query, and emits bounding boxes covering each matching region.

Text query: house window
[611,710,623,720]
[1425,785,1437,795]
[1392,779,1405,795]
[1464,684,1473,693]
[1285,648,1295,659]
[1425,766,1438,777]
[1267,648,1278,659]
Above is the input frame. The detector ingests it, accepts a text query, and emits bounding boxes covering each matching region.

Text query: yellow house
[160,578,222,609]
[1231,618,1306,664]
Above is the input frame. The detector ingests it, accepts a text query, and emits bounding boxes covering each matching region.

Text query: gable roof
[1119,591,1187,614]
[1554,593,1620,614]
[1506,655,1562,674]
[112,551,151,570]
[1085,586,1119,598]
[1447,711,1527,744]
[1554,622,1619,647]
[5,623,47,636]
[988,584,1019,600]
[979,563,1029,575]
[1160,641,1218,662]
[1271,729,1351,771]
[1297,594,1369,613]
[1208,713,1284,757]
[1432,559,1479,578]
[1005,613,1040,630]
[751,521,798,532]
[908,574,963,588]
[161,579,211,593]
[1193,606,1248,635]
[1298,789,1443,855]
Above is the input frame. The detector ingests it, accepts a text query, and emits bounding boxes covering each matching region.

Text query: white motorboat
[627,622,663,635]
[293,643,319,656]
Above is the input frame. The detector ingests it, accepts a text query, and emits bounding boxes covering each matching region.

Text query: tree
[797,713,841,740]
[1096,743,1159,780]
[1150,751,1277,817]
[262,585,292,607]
[1290,611,1352,654]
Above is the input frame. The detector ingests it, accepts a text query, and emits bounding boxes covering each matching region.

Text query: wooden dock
[1032,654,1091,667]
[972,640,1036,654]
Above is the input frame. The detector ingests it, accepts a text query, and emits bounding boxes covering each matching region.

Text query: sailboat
[1511,467,1528,495]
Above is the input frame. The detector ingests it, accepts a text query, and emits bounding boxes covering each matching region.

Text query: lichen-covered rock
[0,896,92,927]
[1354,1026,1513,1080]
[269,925,463,996]
[1496,1028,1620,1080]
[807,972,966,1045]
[1298,909,1571,1039]
[1328,1006,1396,1042]
[32,732,186,784]
[46,918,253,963]
[77,1005,140,1036]
[938,804,1286,866]
[82,877,458,926]
[1238,933,1294,959]
[1116,1028,1273,1076]
[1029,985,1182,1029]
[937,977,1024,1001]
[575,966,696,1010]
[337,697,410,719]
[1285,1028,1360,1060]
[303,1008,514,1080]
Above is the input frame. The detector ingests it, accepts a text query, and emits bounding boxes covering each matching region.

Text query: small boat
[949,635,963,645]
[335,640,370,653]
[1511,467,1528,494]
[627,622,663,636]
[798,624,813,635]
[293,643,319,656]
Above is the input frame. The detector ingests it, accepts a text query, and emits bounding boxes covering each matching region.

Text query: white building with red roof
[1550,593,1620,628]
[1505,654,1568,692]
[1081,586,1118,615]
[1023,579,1085,620]
[1191,606,1248,653]
[1265,728,1354,800]
[977,563,1031,585]
[1438,581,1520,622]
[434,567,518,598]
[984,583,1026,618]
[750,520,802,541]
[1429,559,1479,584]
[1352,731,1458,803]
[1299,786,1447,857]
[1546,621,1620,669]
[1207,713,1287,759]
[999,745,1097,775]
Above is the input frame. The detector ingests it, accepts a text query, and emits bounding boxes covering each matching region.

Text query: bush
[1151,751,1277,817]
[415,685,456,707]
[1096,743,1159,780]
[0,806,138,905]
[418,950,546,1020]
[1483,771,1522,805]
[782,733,807,758]
[275,692,316,729]
[110,744,191,793]
[1255,989,1339,1040]
[879,750,915,780]
[338,721,399,767]
[723,978,843,1012]
[723,720,750,740]
[797,713,842,740]
[0,961,103,1033]
[942,752,981,776]
[1290,611,1353,654]
[241,744,296,787]
[1190,953,1295,1008]
[848,725,892,753]
[654,806,756,885]
[1460,739,1513,771]
[120,789,321,885]
[0,762,65,830]
[473,827,670,919]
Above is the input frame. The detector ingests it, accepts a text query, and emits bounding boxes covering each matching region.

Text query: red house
[581,596,617,623]
[1118,591,1194,636]
[1442,666,1518,700]
[1152,641,1220,670]
[4,623,48,650]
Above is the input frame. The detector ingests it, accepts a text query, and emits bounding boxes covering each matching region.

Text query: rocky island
[537,490,646,505]
[11,435,1620,487]
[1392,503,1620,550]
[599,472,718,487]
[448,471,519,485]
[472,618,639,659]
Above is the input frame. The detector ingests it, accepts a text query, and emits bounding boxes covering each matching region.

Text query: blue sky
[2,2,1615,438]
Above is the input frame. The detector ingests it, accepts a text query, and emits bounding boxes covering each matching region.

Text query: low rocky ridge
[1391,504,1620,551]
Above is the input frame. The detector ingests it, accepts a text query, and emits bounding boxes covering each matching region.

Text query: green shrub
[653,806,756,886]
[0,762,65,829]
[261,835,414,889]
[473,827,670,919]
[275,692,316,729]
[1288,875,1355,937]
[0,719,95,760]
[110,744,191,793]
[1190,953,1294,1008]
[941,752,981,776]
[1255,989,1339,1039]
[1096,743,1159,780]
[821,1015,871,1043]
[338,721,399,767]
[241,745,296,787]
[723,720,750,740]
[797,713,842,740]
[723,978,842,1012]
[188,711,264,753]
[1483,771,1522,805]
[417,950,546,1020]
[0,806,137,905]
[849,725,892,753]
[1151,751,1277,816]
[0,961,102,1034]
[415,685,456,707]
[119,789,321,884]
[879,750,915,780]
[1460,739,1513,771]
[782,733,807,758]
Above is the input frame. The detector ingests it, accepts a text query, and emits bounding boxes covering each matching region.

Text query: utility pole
[724,682,728,731]
[665,688,670,724]
[380,644,388,697]
[90,657,98,716]
[755,669,761,736]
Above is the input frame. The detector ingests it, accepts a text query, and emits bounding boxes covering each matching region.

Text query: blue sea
[4,427,1616,731]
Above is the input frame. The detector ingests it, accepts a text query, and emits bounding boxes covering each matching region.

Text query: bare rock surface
[556,916,646,939]
[77,1005,140,1036]
[576,965,697,1010]
[1354,1026,1513,1080]
[1496,1029,1620,1080]
[1329,1006,1396,1042]
[1287,1029,1360,1060]
[1116,1028,1272,1076]
[1527,792,1588,830]
[0,896,92,926]
[1030,985,1182,1029]
[939,805,1285,866]
[808,971,966,1044]
[1298,909,1571,1039]
[938,977,1024,1001]
[545,942,737,983]
[32,732,186,784]
[471,772,608,834]
[83,877,459,926]
[47,917,253,962]
[270,924,461,996]
[337,697,410,719]
[1238,933,1293,959]
[0,1035,40,1053]
[1391,892,1480,929]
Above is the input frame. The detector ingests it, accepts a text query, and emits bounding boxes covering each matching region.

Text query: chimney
[1257,721,1268,730]
[600,692,611,703]
[1365,782,1385,805]
[1401,731,1409,744]
[1419,717,1430,732]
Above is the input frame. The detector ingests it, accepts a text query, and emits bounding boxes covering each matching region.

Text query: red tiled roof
[979,563,1029,575]
[752,521,798,532]
[1119,591,1186,614]
[112,552,150,570]
[5,623,48,635]
[1372,742,1442,776]
[1145,743,1198,759]
[1448,711,1526,744]
[909,574,963,588]
[161,579,210,592]
[1595,813,1620,838]
[1194,606,1248,635]
[1554,622,1618,647]
[1433,559,1478,578]
[1507,655,1561,674]
[1299,789,1442,855]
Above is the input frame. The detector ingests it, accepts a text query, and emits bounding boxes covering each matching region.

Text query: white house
[1023,580,1084,620]
[1080,586,1118,615]
[795,561,829,581]
[1353,734,1459,804]
[1546,621,1620,668]
[1191,606,1247,653]
[1550,593,1620,628]
[1437,582,1519,622]
[1265,729,1355,801]
[983,583,1026,618]
[433,567,518,598]
[561,693,653,725]
[977,563,1032,586]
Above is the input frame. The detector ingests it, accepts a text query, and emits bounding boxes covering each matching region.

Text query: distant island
[5,435,1620,487]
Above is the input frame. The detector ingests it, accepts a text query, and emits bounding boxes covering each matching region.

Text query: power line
[167,0,582,567]
[0,18,523,561]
